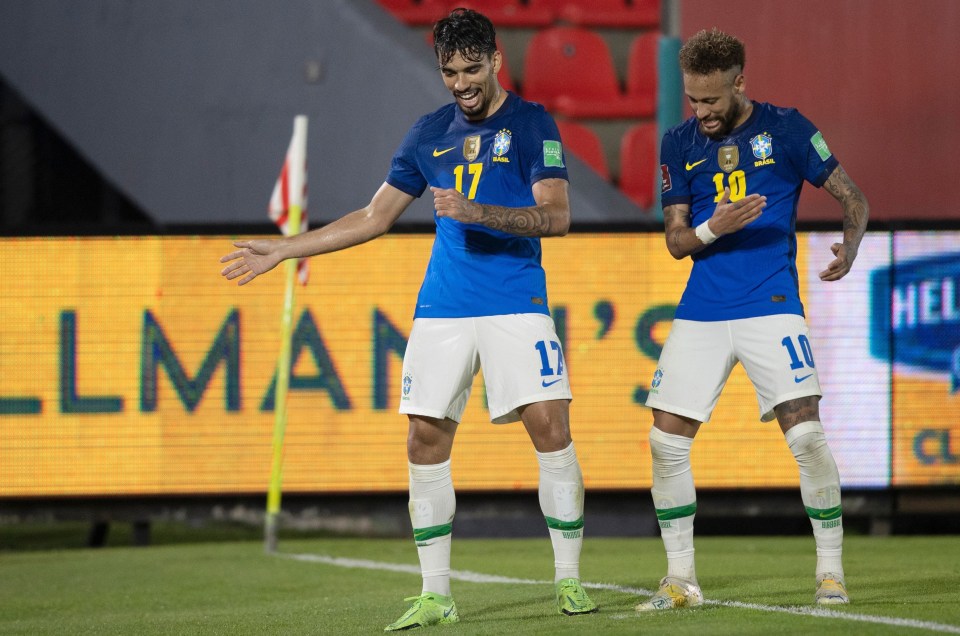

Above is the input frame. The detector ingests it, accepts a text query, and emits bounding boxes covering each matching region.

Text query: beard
[700,99,743,140]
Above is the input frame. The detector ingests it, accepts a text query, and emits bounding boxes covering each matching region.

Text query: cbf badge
[750,133,773,161]
[463,135,481,161]
[493,129,511,156]
[718,145,739,173]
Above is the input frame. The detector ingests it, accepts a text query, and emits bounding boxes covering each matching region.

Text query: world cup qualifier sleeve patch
[543,140,564,168]
[660,164,672,193]
[811,131,832,161]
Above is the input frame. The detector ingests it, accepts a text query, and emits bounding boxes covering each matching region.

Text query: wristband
[695,220,718,245]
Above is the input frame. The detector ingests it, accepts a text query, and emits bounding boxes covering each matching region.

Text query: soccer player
[637,28,869,611]
[219,8,597,631]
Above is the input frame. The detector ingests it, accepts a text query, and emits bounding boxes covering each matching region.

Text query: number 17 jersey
[386,92,568,319]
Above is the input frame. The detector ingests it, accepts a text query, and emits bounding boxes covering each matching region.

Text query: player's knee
[649,426,692,472]
[785,421,835,468]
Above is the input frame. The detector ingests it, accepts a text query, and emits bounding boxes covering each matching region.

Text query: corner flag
[265,115,308,553]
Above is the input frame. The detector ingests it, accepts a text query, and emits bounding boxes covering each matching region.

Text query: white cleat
[635,576,704,612]
[815,573,850,605]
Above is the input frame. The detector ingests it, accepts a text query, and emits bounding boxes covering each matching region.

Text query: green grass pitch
[2,531,959,634]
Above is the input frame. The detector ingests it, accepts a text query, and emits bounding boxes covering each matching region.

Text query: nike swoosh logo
[541,379,562,388]
[443,607,455,618]
[685,159,707,171]
[433,147,455,157]
[794,373,814,383]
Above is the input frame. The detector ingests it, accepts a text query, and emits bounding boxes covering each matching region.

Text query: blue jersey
[660,101,839,321]
[386,92,567,319]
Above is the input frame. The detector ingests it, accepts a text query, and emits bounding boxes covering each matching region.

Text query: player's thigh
[732,314,822,422]
[475,313,572,424]
[399,318,480,422]
[645,319,736,423]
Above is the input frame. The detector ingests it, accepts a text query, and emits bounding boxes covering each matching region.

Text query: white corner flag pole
[265,115,308,553]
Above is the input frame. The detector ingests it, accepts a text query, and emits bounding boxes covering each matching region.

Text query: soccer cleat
[555,578,599,616]
[384,592,459,631]
[815,573,850,605]
[635,576,703,612]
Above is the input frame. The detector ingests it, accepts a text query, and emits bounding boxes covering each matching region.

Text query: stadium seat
[454,0,554,27]
[556,120,610,181]
[619,121,657,209]
[522,27,652,119]
[374,0,447,26]
[625,31,659,117]
[529,0,661,28]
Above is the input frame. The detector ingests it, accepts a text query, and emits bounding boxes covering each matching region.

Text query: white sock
[408,460,455,597]
[785,421,844,578]
[649,426,697,583]
[536,442,585,582]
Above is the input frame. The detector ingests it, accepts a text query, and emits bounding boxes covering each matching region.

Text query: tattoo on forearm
[673,229,683,250]
[478,204,552,236]
[825,166,869,246]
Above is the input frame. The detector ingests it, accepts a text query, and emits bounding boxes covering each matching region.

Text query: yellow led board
[1,232,949,497]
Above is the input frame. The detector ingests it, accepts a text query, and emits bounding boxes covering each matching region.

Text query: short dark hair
[679,28,745,76]
[433,8,497,67]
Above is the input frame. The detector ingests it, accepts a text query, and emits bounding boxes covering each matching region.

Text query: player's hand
[431,186,482,223]
[819,242,856,281]
[219,239,284,286]
[706,188,766,236]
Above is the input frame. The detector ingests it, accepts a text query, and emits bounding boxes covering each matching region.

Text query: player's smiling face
[440,50,504,120]
[684,68,748,140]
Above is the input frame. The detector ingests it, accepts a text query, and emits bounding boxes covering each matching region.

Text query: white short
[645,314,822,423]
[399,314,572,424]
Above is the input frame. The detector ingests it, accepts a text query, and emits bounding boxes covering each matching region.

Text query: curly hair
[433,8,497,67]
[679,28,745,75]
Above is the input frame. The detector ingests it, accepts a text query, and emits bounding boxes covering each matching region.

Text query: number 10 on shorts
[781,335,815,370]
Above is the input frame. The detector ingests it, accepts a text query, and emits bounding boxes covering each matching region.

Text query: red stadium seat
[522,27,652,119]
[625,31,659,117]
[374,0,447,26]
[454,0,554,27]
[556,120,610,180]
[529,0,660,28]
[619,122,657,209]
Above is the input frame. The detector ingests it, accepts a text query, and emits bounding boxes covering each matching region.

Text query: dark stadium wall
[0,0,639,228]
[680,0,959,222]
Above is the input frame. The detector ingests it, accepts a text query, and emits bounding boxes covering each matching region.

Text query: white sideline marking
[282,552,960,634]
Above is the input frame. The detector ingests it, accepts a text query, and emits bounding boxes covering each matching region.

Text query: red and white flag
[268,115,309,284]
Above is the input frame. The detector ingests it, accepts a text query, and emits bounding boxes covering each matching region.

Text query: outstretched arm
[431,177,571,237]
[661,188,767,260]
[819,164,870,281]
[219,182,415,285]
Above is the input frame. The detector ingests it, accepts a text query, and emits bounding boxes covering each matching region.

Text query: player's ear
[733,72,746,95]
[490,50,503,75]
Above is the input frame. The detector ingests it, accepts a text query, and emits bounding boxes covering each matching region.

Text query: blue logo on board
[870,252,960,392]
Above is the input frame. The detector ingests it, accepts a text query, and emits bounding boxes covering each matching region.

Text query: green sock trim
[413,523,452,542]
[655,502,697,521]
[545,515,584,531]
[805,505,842,521]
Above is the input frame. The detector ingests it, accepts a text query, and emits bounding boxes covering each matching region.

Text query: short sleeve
[789,111,840,188]
[385,117,429,198]
[659,130,691,207]
[521,107,569,185]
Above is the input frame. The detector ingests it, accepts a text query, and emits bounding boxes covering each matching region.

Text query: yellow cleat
[815,574,850,605]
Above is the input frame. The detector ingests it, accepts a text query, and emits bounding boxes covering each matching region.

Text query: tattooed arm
[819,164,870,281]
[431,177,570,237]
[662,189,767,260]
